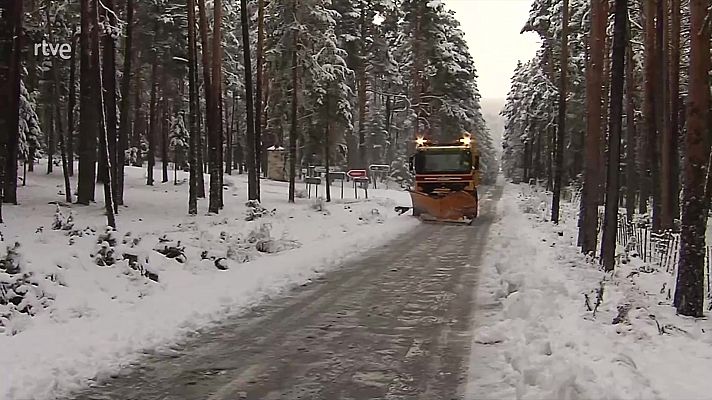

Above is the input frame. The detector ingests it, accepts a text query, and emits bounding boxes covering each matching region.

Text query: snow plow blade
[408,190,478,224]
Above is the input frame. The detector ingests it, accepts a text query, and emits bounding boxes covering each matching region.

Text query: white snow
[0,164,417,400]
[467,182,712,400]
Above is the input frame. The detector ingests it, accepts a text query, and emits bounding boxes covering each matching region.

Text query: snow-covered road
[65,185,503,400]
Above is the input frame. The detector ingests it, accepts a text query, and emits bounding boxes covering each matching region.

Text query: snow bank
[0,166,417,400]
[467,183,712,400]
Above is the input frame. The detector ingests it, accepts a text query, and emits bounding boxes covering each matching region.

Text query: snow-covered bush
[245,200,275,221]
[358,208,385,224]
[169,112,189,169]
[51,205,74,231]
[153,235,186,263]
[0,242,52,335]
[311,198,329,214]
[91,227,119,266]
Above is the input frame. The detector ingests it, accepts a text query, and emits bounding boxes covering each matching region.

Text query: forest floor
[0,162,417,400]
[466,181,712,399]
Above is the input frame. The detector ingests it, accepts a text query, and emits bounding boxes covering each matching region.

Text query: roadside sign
[305,177,321,185]
[347,169,367,178]
[326,172,346,199]
[328,171,346,181]
[305,176,322,199]
[368,164,390,189]
[369,164,390,172]
[353,176,370,199]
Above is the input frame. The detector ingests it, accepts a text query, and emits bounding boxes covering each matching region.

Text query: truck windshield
[414,149,472,174]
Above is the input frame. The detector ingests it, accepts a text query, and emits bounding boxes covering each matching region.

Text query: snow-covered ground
[0,164,417,400]
[467,182,712,400]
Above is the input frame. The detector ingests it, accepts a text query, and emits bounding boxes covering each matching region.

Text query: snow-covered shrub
[245,200,275,221]
[51,205,74,231]
[119,232,157,282]
[295,189,307,199]
[247,223,301,254]
[358,208,385,224]
[311,198,329,214]
[0,242,52,335]
[255,238,301,254]
[91,227,119,266]
[153,235,186,263]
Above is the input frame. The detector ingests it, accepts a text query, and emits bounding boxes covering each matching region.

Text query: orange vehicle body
[408,136,480,223]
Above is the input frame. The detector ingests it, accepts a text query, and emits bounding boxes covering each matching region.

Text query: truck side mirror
[474,156,480,170]
[408,156,414,172]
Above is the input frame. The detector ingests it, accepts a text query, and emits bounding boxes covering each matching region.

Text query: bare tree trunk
[551,0,568,224]
[658,0,673,230]
[288,0,298,203]
[117,0,134,206]
[187,0,198,215]
[102,0,119,204]
[674,0,709,317]
[52,63,72,203]
[90,0,116,227]
[0,0,23,220]
[241,0,258,201]
[77,0,98,204]
[193,36,206,198]
[667,0,680,224]
[625,39,637,222]
[226,94,236,175]
[579,0,607,253]
[643,0,661,229]
[325,93,331,202]
[162,99,169,183]
[147,58,158,186]
[255,0,264,198]
[357,0,368,168]
[600,0,628,271]
[67,27,77,177]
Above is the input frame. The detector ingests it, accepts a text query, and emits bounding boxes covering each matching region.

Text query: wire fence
[598,211,712,297]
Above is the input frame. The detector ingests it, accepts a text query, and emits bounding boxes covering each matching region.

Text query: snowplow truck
[406,134,480,224]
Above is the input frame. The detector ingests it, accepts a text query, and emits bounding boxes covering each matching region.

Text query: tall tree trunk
[193,35,206,198]
[67,27,77,177]
[117,0,134,206]
[77,0,98,204]
[162,99,170,183]
[226,94,236,175]
[255,0,264,198]
[667,0,680,225]
[357,0,368,169]
[147,58,158,186]
[658,0,673,230]
[47,75,55,175]
[0,0,23,219]
[643,0,660,228]
[131,63,143,167]
[187,0,198,215]
[102,0,119,204]
[551,0,568,224]
[625,39,637,222]
[600,0,628,271]
[90,0,116,227]
[241,0,258,202]
[0,1,20,206]
[288,0,298,203]
[52,64,72,203]
[674,0,709,317]
[325,93,331,202]
[579,0,607,253]
[198,0,219,212]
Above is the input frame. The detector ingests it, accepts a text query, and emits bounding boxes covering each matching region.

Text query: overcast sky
[443,0,540,100]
